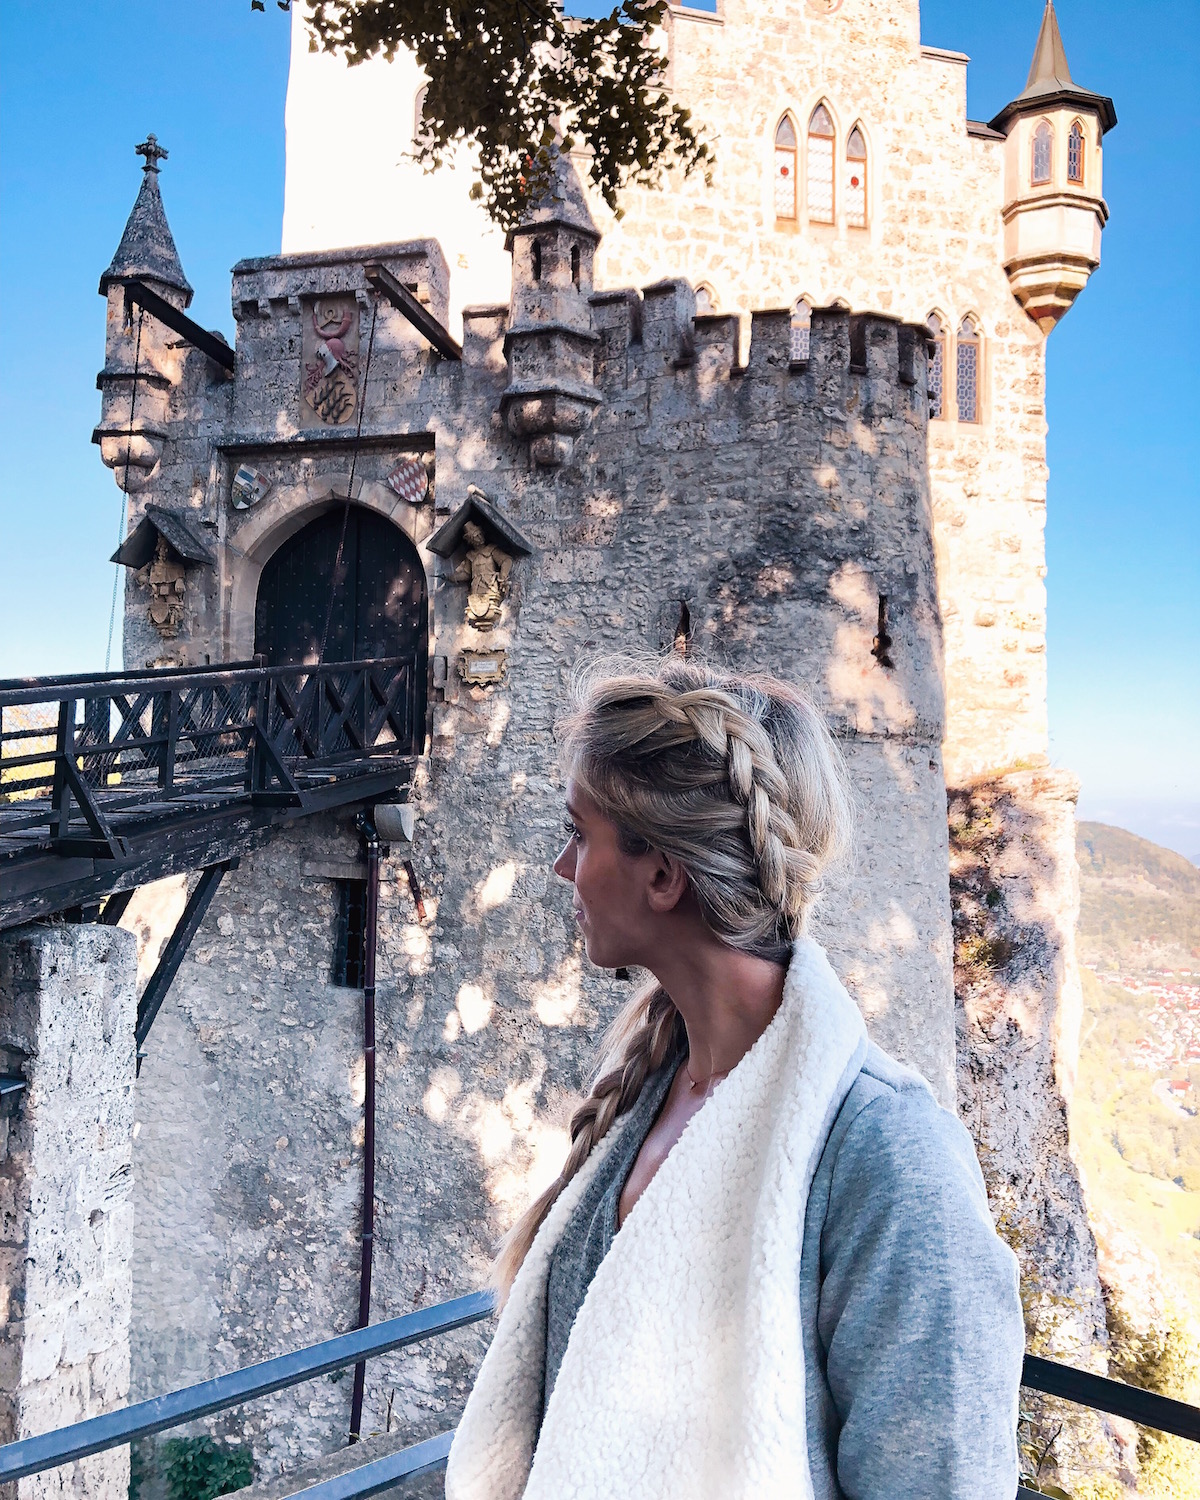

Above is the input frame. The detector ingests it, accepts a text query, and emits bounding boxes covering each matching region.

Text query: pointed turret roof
[100,136,193,303]
[505,149,600,249]
[989,2,1116,135]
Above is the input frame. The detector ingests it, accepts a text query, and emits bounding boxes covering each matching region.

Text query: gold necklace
[683,1061,729,1094]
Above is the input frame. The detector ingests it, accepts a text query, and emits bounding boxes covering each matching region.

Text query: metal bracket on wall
[135,859,237,1068]
[123,280,235,374]
[363,263,462,361]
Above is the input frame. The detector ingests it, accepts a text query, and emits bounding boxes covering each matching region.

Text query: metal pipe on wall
[348,815,381,1442]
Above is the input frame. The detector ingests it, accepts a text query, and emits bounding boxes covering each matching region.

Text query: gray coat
[543,1041,1025,1498]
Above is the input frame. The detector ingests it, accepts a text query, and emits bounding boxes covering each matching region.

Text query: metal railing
[0,1291,494,1492]
[1,1296,1196,1499]
[0,657,420,861]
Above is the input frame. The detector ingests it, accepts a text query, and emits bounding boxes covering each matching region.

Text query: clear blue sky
[1,2,1197,857]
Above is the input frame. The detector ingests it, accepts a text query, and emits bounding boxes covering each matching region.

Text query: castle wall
[117,243,954,1458]
[279,0,1052,782]
[0,925,138,1500]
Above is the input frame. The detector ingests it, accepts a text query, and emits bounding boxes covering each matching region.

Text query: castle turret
[94,136,193,491]
[990,1,1116,333]
[500,155,601,467]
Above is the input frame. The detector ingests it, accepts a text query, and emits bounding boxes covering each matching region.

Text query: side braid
[492,984,683,1300]
[492,652,852,1297]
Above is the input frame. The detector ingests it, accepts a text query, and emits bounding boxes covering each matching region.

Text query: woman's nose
[552,841,575,881]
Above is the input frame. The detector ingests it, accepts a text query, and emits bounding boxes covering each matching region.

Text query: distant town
[1092,968,1200,1100]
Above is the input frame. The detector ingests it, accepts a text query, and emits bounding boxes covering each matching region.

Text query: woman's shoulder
[817,1042,994,1225]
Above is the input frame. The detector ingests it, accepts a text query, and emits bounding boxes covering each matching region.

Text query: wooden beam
[363,264,462,361]
[135,861,234,1055]
[123,280,235,373]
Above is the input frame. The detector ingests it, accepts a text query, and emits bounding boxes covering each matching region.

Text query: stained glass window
[775,116,798,220]
[1032,120,1053,185]
[1067,121,1085,184]
[846,125,867,228]
[927,314,944,420]
[956,317,979,423]
[790,299,812,361]
[807,103,835,223]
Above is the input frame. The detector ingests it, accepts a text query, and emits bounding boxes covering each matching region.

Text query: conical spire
[100,136,194,304]
[990,3,1116,134]
[1023,0,1074,95]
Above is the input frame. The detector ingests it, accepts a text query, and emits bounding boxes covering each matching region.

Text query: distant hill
[1076,821,1200,971]
[1073,821,1200,1324]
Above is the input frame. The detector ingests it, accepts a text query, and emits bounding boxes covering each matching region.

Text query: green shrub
[159,1436,255,1500]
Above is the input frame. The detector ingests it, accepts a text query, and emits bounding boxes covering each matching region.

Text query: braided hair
[492,655,853,1297]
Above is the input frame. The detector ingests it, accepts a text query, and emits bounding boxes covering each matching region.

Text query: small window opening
[871,595,894,668]
[570,244,581,286]
[531,240,543,282]
[674,601,691,654]
[807,103,835,224]
[845,124,867,228]
[927,313,945,420]
[333,879,367,987]
[1067,121,1085,184]
[774,115,798,220]
[1032,120,1053,185]
[956,316,980,423]
[695,283,718,315]
[790,298,812,361]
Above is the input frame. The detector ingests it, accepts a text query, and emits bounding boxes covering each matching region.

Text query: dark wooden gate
[254,506,428,668]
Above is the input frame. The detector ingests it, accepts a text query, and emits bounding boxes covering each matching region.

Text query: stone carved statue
[452,521,512,631]
[137,535,187,637]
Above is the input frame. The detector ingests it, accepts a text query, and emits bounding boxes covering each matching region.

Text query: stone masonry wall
[280,0,1054,782]
[118,240,956,1467]
[0,924,138,1500]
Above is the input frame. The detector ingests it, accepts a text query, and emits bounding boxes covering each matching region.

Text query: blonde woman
[446,657,1024,1500]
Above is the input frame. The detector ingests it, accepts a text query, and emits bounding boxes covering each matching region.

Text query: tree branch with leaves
[269,1,711,230]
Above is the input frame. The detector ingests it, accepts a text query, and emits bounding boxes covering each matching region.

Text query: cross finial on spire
[135,135,169,173]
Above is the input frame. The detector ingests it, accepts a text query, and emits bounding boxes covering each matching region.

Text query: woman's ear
[645,850,690,914]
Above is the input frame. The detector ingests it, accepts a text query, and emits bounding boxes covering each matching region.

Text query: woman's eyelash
[563,817,579,838]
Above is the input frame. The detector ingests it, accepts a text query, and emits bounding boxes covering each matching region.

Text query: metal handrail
[279,1433,455,1500]
[1022,1352,1200,1441]
[0,1291,494,1483]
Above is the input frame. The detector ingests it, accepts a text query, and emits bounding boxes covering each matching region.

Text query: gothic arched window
[774,115,798,220]
[845,124,867,228]
[807,103,835,223]
[790,298,812,362]
[1067,120,1085,184]
[956,315,980,423]
[695,283,718,315]
[927,313,945,420]
[1032,120,1053,185]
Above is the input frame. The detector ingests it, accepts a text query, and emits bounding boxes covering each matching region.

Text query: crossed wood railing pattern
[0,657,420,862]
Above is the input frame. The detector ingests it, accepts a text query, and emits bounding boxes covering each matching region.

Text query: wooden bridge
[0,656,420,931]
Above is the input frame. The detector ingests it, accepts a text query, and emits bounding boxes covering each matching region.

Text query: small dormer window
[571,244,581,286]
[790,299,812,362]
[956,316,980,423]
[807,103,835,223]
[927,314,945,421]
[1032,120,1053,186]
[845,125,867,229]
[1067,121,1085,184]
[531,240,543,282]
[774,115,798,220]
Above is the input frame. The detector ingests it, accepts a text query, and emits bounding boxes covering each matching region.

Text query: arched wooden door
[254,506,427,668]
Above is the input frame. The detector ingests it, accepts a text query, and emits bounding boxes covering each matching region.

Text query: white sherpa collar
[445,938,869,1500]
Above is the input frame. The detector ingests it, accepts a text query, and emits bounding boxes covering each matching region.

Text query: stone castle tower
[65,0,1116,1479]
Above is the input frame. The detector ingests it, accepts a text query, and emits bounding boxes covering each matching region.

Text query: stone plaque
[302,296,360,426]
[458,649,507,686]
